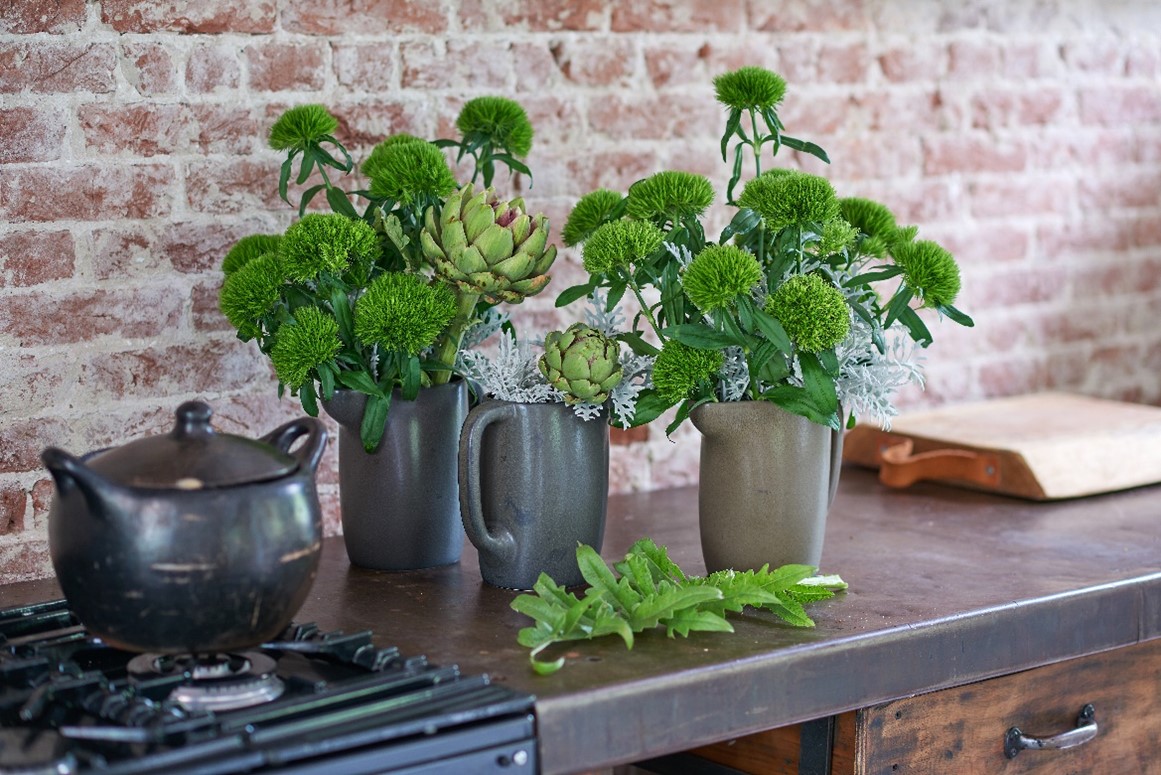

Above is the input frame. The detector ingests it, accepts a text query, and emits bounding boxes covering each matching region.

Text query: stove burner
[127,651,285,712]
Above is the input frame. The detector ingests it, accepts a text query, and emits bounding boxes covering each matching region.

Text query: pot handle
[458,402,516,562]
[261,417,329,474]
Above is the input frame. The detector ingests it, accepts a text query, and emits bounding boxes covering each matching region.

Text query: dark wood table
[6,466,1161,773]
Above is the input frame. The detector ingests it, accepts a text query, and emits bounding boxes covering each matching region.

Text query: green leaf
[358,393,391,452]
[554,281,597,308]
[665,608,733,638]
[626,389,674,427]
[577,544,628,610]
[882,285,915,329]
[297,184,327,217]
[336,369,382,396]
[817,348,840,377]
[799,350,839,422]
[401,356,422,400]
[298,382,319,416]
[720,108,743,163]
[618,332,661,358]
[667,323,744,350]
[844,265,904,287]
[750,308,793,353]
[330,288,354,343]
[325,186,359,219]
[779,135,831,164]
[431,138,460,149]
[296,147,318,185]
[490,152,533,182]
[897,305,934,347]
[629,585,723,631]
[937,303,975,327]
[318,363,335,401]
[318,135,354,172]
[278,153,296,206]
[726,141,747,205]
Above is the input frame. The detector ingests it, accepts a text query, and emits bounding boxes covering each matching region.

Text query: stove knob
[497,749,530,768]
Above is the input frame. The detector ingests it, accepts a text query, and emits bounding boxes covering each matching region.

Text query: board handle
[878,439,1002,489]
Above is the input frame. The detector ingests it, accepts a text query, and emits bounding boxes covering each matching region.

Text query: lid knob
[173,401,214,440]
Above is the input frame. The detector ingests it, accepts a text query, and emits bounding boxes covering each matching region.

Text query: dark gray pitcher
[459,401,609,589]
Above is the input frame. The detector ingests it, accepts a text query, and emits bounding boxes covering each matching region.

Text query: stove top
[0,600,537,774]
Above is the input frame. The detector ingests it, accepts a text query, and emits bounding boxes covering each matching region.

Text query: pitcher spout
[41,447,116,518]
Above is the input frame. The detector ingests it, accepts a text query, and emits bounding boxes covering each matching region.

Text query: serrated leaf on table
[628,584,724,632]
[665,608,734,638]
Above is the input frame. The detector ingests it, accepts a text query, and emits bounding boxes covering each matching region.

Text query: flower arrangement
[218,98,557,451]
[556,66,974,434]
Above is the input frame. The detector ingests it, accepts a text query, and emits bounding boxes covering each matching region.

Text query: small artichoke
[539,324,623,405]
[420,185,556,304]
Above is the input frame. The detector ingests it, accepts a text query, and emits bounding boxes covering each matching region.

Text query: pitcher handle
[458,401,516,562]
[261,417,329,474]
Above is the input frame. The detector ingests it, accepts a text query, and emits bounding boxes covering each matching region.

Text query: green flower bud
[839,197,899,257]
[817,218,859,256]
[361,137,457,205]
[353,272,457,356]
[651,341,724,405]
[713,66,787,112]
[268,104,339,152]
[738,170,840,231]
[891,240,961,307]
[539,323,623,405]
[278,213,380,283]
[270,306,342,389]
[682,244,762,312]
[765,274,850,354]
[218,254,283,339]
[582,219,665,275]
[625,171,715,223]
[222,233,281,276]
[456,96,534,158]
[562,189,624,247]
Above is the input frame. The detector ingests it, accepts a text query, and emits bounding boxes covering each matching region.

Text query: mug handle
[458,401,516,562]
[261,417,329,474]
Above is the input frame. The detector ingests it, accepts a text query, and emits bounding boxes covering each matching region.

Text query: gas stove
[0,599,537,774]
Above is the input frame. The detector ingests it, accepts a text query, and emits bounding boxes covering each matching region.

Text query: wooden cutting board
[843,392,1161,500]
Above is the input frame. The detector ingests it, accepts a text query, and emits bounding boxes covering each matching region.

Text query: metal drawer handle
[1004,704,1097,759]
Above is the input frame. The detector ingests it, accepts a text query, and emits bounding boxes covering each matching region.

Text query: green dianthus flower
[713,66,787,112]
[361,138,457,205]
[278,214,380,283]
[651,341,724,405]
[816,218,859,256]
[562,189,624,247]
[765,274,850,353]
[891,240,961,307]
[222,234,281,276]
[456,96,534,158]
[738,170,840,231]
[682,245,762,312]
[582,220,665,275]
[218,254,283,339]
[270,306,342,389]
[838,197,899,257]
[268,105,339,152]
[353,272,457,356]
[625,171,715,223]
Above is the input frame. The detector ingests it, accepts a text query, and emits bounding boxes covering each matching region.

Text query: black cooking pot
[41,401,328,654]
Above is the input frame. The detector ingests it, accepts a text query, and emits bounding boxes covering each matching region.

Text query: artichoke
[539,324,623,405]
[420,185,556,304]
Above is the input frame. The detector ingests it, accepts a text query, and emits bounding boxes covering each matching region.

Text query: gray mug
[458,400,610,589]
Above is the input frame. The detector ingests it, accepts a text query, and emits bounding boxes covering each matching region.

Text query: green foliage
[270,306,343,389]
[562,189,625,247]
[354,273,458,356]
[651,341,724,404]
[218,254,283,339]
[511,538,847,674]
[765,274,850,353]
[268,104,339,152]
[279,213,380,282]
[892,239,962,307]
[361,137,458,206]
[456,96,534,158]
[222,234,281,276]
[581,219,665,274]
[625,171,715,223]
[738,170,841,231]
[682,244,762,313]
[713,66,787,111]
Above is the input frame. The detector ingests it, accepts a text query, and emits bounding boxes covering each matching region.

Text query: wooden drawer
[858,638,1161,774]
[679,638,1161,774]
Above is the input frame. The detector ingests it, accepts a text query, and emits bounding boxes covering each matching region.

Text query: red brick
[328,100,427,149]
[1079,86,1161,126]
[334,43,398,90]
[848,179,957,224]
[848,89,958,133]
[0,353,77,416]
[948,40,1001,79]
[0,230,74,286]
[1126,43,1161,78]
[824,134,922,180]
[969,177,1072,219]
[460,0,606,31]
[0,539,52,585]
[778,91,853,136]
[121,42,177,95]
[612,0,744,32]
[0,42,116,94]
[567,149,663,194]
[102,0,276,33]
[81,340,271,401]
[971,88,1069,129]
[192,279,236,332]
[0,483,27,534]
[282,0,448,34]
[88,227,167,279]
[510,41,567,94]
[190,105,262,154]
[245,42,328,92]
[400,39,512,90]
[165,217,285,274]
[1001,41,1062,79]
[79,104,188,157]
[818,41,870,84]
[922,135,1027,175]
[1133,213,1161,248]
[0,107,67,163]
[0,417,70,474]
[878,43,945,82]
[971,268,1068,310]
[0,285,185,346]
[611,425,649,445]
[588,94,720,142]
[699,40,784,77]
[1036,217,1132,256]
[514,95,585,151]
[977,357,1049,398]
[644,42,711,89]
[934,224,1029,264]
[748,0,867,32]
[0,0,85,32]
[186,44,241,93]
[773,38,821,83]
[184,158,283,214]
[549,38,636,86]
[1061,38,1123,74]
[0,164,175,222]
[1079,171,1161,211]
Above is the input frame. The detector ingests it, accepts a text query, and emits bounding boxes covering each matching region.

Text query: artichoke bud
[475,223,515,263]
[419,228,447,262]
[509,213,533,244]
[458,245,489,274]
[492,252,536,282]
[538,323,623,405]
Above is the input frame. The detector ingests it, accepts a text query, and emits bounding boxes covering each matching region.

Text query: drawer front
[857,638,1161,774]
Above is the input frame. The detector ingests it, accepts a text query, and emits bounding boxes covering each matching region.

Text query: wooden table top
[6,466,1161,773]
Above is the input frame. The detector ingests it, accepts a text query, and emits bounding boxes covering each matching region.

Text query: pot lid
[85,401,298,489]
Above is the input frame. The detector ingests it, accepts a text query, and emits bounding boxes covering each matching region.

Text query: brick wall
[2,0,1160,583]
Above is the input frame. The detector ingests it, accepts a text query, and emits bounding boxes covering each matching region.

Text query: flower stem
[749,108,762,179]
[430,290,480,385]
[627,275,665,344]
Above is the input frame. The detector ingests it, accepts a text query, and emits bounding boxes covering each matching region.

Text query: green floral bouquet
[557,66,974,434]
[218,98,557,451]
